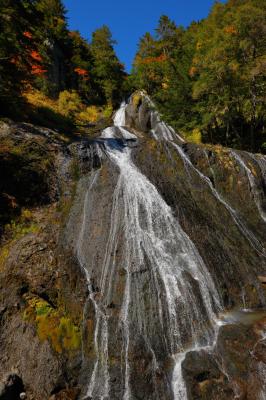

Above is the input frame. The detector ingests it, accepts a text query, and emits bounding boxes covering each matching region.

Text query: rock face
[0,92,266,399]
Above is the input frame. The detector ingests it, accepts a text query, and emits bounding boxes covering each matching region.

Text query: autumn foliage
[31,65,47,75]
[30,51,43,62]
[23,31,33,39]
[74,67,89,80]
[132,1,266,153]
[136,54,168,65]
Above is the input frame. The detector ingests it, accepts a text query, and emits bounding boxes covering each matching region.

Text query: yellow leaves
[189,66,197,77]
[59,317,81,350]
[132,92,142,108]
[196,41,202,50]
[184,128,202,144]
[23,295,81,353]
[58,90,82,117]
[24,89,59,113]
[229,61,239,72]
[78,106,100,124]
[0,246,10,270]
[224,25,237,35]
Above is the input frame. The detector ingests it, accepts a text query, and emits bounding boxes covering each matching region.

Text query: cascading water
[77,171,110,399]
[171,142,266,258]
[231,150,266,223]
[73,97,266,400]
[76,103,224,399]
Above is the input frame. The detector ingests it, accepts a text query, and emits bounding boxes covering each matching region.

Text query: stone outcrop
[0,92,266,399]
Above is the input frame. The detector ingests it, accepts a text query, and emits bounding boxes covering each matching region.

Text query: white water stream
[231,151,266,223]
[76,102,265,399]
[77,104,223,399]
[172,143,266,257]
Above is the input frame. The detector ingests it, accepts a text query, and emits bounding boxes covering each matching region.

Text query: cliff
[0,92,265,400]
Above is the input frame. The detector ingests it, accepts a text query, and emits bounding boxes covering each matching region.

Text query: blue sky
[63,0,222,72]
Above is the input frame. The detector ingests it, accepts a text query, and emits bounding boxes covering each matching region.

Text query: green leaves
[90,25,126,106]
[132,0,266,153]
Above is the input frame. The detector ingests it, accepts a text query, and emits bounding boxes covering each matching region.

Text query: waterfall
[74,100,266,399]
[172,143,266,258]
[231,151,266,223]
[77,171,110,399]
[76,103,224,399]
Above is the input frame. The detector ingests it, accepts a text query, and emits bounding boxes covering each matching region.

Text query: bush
[102,105,113,119]
[185,128,202,144]
[58,90,82,119]
[78,105,100,124]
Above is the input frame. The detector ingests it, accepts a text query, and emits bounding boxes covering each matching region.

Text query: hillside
[0,1,266,399]
[0,92,265,399]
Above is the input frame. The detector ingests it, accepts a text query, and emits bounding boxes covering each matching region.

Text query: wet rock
[1,95,266,400]
[182,349,234,400]
[49,387,80,400]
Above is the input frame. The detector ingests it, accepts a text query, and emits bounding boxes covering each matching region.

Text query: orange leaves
[224,25,237,35]
[189,66,197,77]
[74,67,89,80]
[23,31,33,39]
[29,52,46,75]
[31,65,47,75]
[137,54,168,65]
[74,67,88,75]
[30,51,42,62]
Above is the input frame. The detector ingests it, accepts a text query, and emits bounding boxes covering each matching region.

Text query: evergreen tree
[132,0,266,152]
[34,0,70,95]
[90,25,126,106]
[0,0,41,110]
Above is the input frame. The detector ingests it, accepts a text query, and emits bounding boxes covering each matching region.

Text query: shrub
[185,128,202,144]
[102,105,113,119]
[58,90,82,118]
[23,295,81,353]
[78,105,100,124]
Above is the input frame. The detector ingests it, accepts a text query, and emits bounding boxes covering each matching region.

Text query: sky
[63,0,222,72]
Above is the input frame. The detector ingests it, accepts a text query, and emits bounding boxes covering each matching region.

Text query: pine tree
[90,25,126,106]
[0,0,41,111]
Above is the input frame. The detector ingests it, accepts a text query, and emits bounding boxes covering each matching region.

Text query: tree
[191,0,266,150]
[34,0,70,96]
[0,0,42,111]
[132,0,266,152]
[90,25,126,106]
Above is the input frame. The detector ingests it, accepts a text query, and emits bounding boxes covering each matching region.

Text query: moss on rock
[23,295,81,354]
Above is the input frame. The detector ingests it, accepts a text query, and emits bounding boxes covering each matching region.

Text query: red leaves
[74,67,89,80]
[29,51,46,75]
[30,51,42,62]
[23,31,33,39]
[31,64,47,75]
[137,54,168,65]
[74,67,88,75]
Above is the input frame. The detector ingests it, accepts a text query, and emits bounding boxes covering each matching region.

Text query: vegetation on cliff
[131,0,266,153]
[0,0,127,121]
[1,0,265,153]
